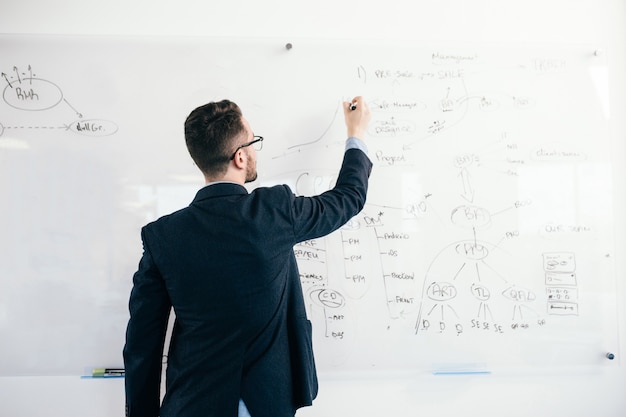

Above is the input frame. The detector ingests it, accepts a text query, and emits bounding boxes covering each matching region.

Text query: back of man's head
[184,100,244,177]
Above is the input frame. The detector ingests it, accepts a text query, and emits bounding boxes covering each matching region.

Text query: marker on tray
[92,368,125,377]
[432,363,490,375]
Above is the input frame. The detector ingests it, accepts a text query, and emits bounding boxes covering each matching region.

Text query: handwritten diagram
[282,46,614,370]
[1,65,118,139]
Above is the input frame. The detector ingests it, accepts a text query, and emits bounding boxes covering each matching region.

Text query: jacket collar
[192,182,249,204]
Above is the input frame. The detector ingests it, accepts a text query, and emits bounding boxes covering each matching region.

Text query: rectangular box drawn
[543,252,576,273]
[547,301,579,316]
[545,272,577,286]
[546,287,579,302]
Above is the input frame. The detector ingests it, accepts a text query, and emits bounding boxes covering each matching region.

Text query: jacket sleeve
[290,148,373,242]
[123,227,172,417]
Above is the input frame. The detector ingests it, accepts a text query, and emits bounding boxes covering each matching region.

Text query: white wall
[0,0,618,43]
[1,1,625,416]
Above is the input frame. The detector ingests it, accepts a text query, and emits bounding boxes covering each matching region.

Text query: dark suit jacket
[124,148,372,417]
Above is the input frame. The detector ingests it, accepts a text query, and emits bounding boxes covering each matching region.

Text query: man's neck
[204,172,245,185]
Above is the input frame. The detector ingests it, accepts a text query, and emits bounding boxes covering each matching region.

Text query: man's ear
[231,149,247,169]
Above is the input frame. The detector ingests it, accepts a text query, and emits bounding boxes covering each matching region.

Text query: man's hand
[344,96,371,139]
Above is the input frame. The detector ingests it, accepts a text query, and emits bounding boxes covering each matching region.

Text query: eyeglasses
[229,136,264,160]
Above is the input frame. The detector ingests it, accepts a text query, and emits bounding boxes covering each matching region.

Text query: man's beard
[245,162,257,183]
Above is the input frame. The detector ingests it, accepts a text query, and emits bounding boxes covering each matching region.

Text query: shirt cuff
[345,136,369,156]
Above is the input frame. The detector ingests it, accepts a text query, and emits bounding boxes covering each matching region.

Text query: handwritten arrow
[4,125,70,130]
[63,98,83,118]
[550,304,575,311]
[459,168,475,203]
[2,73,13,88]
[13,66,21,84]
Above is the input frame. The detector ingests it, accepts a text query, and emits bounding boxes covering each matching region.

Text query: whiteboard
[0,35,619,376]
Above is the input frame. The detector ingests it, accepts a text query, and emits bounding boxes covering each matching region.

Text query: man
[123,96,372,417]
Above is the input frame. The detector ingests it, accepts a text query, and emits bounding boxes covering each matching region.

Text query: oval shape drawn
[3,78,63,111]
[69,119,119,137]
[426,281,457,301]
[309,288,346,309]
[471,283,491,301]
[369,118,415,137]
[502,285,536,303]
[451,205,491,228]
[455,241,489,261]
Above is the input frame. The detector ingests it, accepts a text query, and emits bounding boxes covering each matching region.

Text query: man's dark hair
[184,100,245,176]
